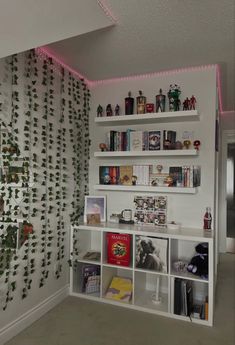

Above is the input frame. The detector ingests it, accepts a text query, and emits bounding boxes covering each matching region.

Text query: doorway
[226,142,235,252]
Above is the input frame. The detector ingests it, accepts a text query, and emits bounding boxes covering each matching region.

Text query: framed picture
[84,196,106,223]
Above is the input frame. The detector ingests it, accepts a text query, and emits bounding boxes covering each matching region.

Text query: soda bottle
[203,207,212,230]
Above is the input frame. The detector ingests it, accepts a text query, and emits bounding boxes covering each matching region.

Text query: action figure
[189,95,196,110]
[183,97,190,110]
[156,89,166,112]
[106,104,113,117]
[115,104,120,116]
[97,104,103,117]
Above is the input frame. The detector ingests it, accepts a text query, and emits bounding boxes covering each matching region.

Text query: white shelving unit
[94,149,198,158]
[70,223,214,326]
[95,110,199,125]
[72,68,218,326]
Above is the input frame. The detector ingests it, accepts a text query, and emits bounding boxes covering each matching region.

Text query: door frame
[219,129,235,252]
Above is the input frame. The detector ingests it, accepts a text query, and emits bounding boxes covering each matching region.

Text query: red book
[107,233,131,266]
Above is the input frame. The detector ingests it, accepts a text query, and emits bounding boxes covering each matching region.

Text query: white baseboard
[0,284,69,345]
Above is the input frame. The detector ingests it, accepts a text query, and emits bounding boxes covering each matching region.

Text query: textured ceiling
[45,0,235,111]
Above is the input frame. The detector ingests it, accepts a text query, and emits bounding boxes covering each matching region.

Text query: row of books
[106,130,177,151]
[99,165,201,187]
[174,278,208,320]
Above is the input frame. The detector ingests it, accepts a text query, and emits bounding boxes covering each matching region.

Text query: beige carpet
[5,254,235,345]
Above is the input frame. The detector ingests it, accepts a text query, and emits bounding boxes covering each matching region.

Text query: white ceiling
[44,0,235,111]
[0,0,113,59]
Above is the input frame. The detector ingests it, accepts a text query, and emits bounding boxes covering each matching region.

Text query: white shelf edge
[94,149,198,158]
[95,110,199,125]
[74,223,213,241]
[134,268,168,276]
[94,184,197,194]
[102,263,133,270]
[170,272,209,283]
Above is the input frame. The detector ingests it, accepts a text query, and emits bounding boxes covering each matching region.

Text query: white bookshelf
[94,149,198,158]
[95,110,199,125]
[70,224,214,326]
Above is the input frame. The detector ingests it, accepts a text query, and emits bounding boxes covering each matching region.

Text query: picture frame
[84,196,106,223]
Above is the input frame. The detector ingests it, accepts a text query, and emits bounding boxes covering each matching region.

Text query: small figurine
[183,140,191,149]
[168,84,181,112]
[175,141,183,150]
[106,104,113,117]
[99,143,107,152]
[156,88,166,113]
[189,95,196,110]
[165,176,173,187]
[97,104,103,117]
[136,90,146,114]
[132,175,138,185]
[115,104,120,116]
[193,140,201,150]
[156,164,163,174]
[183,97,190,111]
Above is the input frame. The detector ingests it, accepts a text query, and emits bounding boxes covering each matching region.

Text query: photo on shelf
[135,236,168,273]
[84,195,106,223]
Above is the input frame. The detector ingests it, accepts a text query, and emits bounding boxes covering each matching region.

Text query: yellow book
[119,166,133,186]
[105,276,132,303]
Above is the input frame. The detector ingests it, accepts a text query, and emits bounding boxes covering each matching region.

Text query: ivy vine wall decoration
[0,49,90,310]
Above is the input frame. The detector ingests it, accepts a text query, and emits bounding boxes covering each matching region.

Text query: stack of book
[99,165,201,187]
[106,130,161,151]
[174,278,193,317]
[169,166,201,187]
[99,165,150,186]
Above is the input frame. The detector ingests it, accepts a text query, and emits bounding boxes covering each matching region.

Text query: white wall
[218,111,235,252]
[0,50,89,344]
[89,67,217,231]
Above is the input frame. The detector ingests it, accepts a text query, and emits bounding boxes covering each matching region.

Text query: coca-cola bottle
[203,207,212,230]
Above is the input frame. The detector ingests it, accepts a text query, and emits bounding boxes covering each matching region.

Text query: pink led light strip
[36,48,233,114]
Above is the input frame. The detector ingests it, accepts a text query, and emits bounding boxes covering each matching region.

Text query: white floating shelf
[95,110,199,125]
[94,184,197,194]
[94,149,198,158]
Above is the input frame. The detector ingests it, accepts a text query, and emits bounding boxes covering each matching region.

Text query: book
[163,130,176,149]
[105,276,132,302]
[142,131,149,151]
[174,278,182,315]
[107,232,131,266]
[82,264,100,294]
[119,166,133,185]
[135,236,168,273]
[174,279,193,316]
[148,131,161,150]
[99,166,111,184]
[130,131,143,151]
[169,167,183,187]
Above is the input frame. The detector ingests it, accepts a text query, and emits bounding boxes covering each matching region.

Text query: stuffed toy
[187,242,208,279]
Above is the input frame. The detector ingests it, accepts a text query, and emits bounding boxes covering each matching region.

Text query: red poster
[107,232,131,267]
